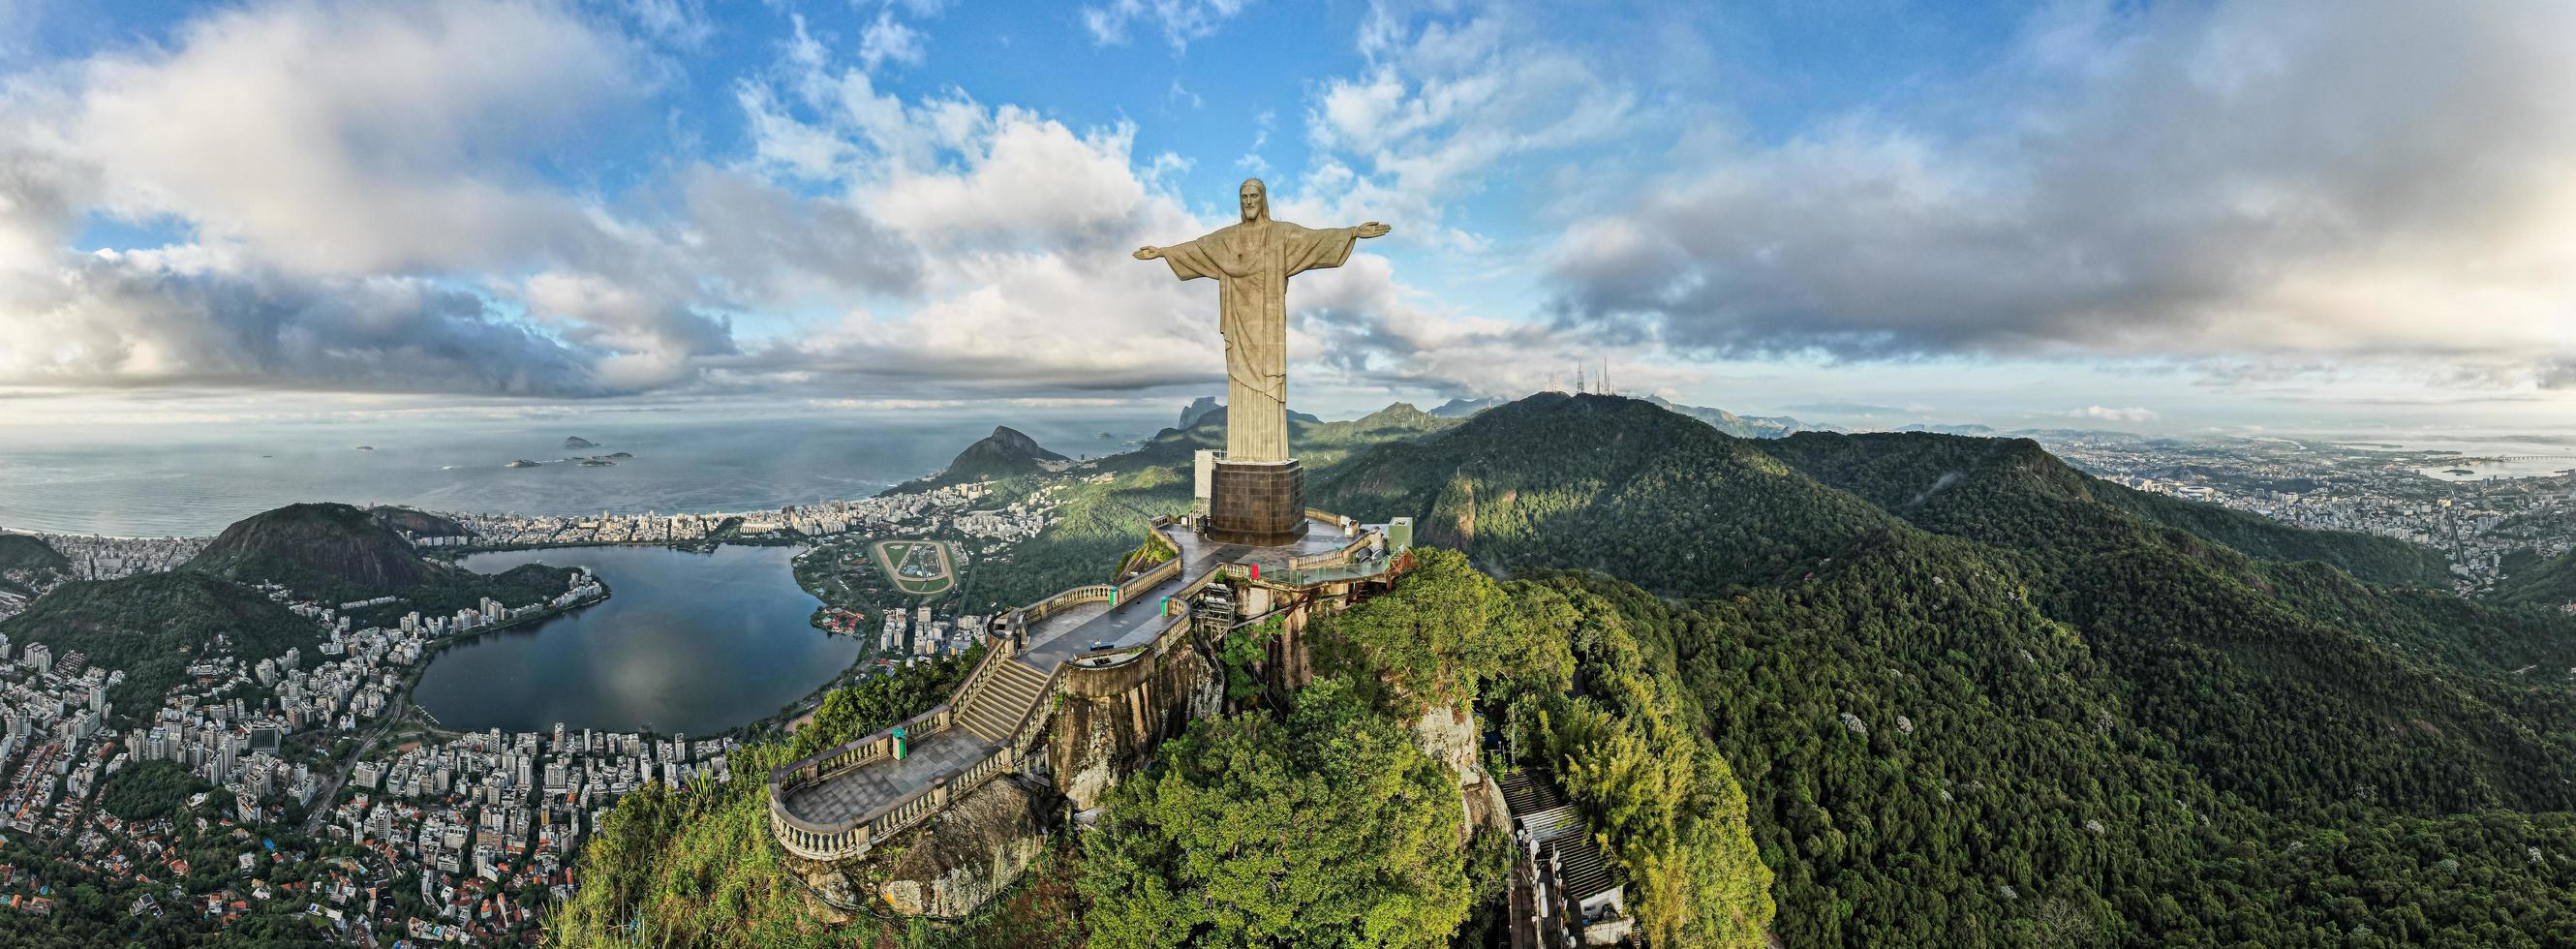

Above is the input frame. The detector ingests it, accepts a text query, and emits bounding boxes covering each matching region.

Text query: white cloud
[1079,0,1253,51]
[0,249,605,395]
[1545,0,2576,388]
[858,8,927,71]
[68,0,644,276]
[1294,7,1634,251]
[0,0,918,399]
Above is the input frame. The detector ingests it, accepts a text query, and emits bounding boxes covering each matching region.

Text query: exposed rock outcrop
[874,777,1058,918]
[1050,644,1223,811]
[1411,704,1482,786]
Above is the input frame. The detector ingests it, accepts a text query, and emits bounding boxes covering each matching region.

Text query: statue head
[1238,178,1269,223]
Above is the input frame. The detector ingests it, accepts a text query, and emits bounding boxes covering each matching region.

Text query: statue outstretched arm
[1352,222,1391,239]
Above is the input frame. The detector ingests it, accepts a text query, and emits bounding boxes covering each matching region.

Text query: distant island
[506,451,631,469]
[355,445,375,451]
[564,436,598,449]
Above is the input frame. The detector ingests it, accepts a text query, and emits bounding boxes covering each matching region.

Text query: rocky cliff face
[1179,395,1222,430]
[792,777,1058,921]
[1410,704,1482,786]
[876,778,1057,918]
[1050,644,1223,811]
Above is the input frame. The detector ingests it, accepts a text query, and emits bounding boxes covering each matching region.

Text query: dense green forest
[96,759,214,821]
[1310,393,2576,945]
[0,571,319,720]
[0,534,72,596]
[2491,546,2576,612]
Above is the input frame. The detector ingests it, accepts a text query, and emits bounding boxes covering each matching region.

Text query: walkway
[772,514,1388,858]
[1014,517,1349,670]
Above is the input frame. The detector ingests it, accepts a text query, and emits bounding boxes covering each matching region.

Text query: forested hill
[1762,430,2453,588]
[0,572,316,720]
[0,534,72,596]
[2492,546,2576,612]
[185,502,435,594]
[0,534,71,574]
[1313,393,2576,945]
[1315,392,1892,592]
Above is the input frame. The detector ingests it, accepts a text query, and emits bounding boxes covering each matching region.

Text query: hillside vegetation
[0,533,72,596]
[2492,546,2576,612]
[0,571,317,719]
[1310,393,2576,945]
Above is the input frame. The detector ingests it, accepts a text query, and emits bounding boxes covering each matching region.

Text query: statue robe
[1154,219,1362,463]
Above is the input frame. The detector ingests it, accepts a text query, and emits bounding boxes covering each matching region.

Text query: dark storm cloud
[17,257,612,397]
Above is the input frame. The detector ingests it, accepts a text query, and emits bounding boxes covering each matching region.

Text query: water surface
[412,544,858,736]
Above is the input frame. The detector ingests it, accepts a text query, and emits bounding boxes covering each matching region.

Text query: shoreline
[409,542,891,744]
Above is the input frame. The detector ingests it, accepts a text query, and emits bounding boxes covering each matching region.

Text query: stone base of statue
[1206,458,1306,547]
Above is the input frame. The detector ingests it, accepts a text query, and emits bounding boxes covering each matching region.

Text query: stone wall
[792,776,1058,921]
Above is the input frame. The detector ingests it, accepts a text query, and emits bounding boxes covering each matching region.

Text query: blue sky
[3,0,2574,437]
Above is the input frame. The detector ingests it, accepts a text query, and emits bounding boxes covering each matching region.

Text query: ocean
[0,410,1166,536]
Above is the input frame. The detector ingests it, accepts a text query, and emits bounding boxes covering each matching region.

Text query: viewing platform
[768,511,1411,863]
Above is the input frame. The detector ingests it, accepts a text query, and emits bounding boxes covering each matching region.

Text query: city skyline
[5,0,2576,437]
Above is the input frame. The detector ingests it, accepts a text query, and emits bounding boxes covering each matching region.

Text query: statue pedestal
[1206,459,1306,547]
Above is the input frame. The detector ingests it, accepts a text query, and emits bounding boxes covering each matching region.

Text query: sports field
[871,539,956,596]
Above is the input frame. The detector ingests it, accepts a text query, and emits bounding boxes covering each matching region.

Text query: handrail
[1115,556,1181,605]
[769,509,1406,863]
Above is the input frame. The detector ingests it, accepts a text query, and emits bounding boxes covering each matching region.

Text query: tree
[1080,680,1472,949]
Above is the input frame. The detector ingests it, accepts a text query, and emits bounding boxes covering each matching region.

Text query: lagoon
[411,544,858,736]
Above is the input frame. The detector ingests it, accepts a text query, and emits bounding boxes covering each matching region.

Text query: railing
[942,633,1018,731]
[768,699,957,860]
[1022,585,1116,626]
[770,508,1408,864]
[1116,556,1181,605]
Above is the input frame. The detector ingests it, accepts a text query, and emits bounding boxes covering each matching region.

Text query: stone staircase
[956,658,1051,745]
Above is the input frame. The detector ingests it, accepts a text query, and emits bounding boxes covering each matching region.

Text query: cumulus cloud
[858,8,928,71]
[1079,0,1253,51]
[1292,8,1633,251]
[1545,0,2576,380]
[0,0,920,399]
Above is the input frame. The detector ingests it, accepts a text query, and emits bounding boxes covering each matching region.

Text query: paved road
[302,686,414,836]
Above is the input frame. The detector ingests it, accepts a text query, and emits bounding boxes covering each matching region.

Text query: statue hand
[1133,246,1161,260]
[1356,222,1391,238]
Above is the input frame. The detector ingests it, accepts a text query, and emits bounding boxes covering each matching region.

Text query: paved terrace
[1014,516,1356,670]
[776,516,1367,834]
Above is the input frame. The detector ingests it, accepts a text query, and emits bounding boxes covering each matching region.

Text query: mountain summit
[185,502,433,594]
[939,426,1071,482]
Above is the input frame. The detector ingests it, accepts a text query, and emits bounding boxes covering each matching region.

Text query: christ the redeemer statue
[1135,179,1390,463]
